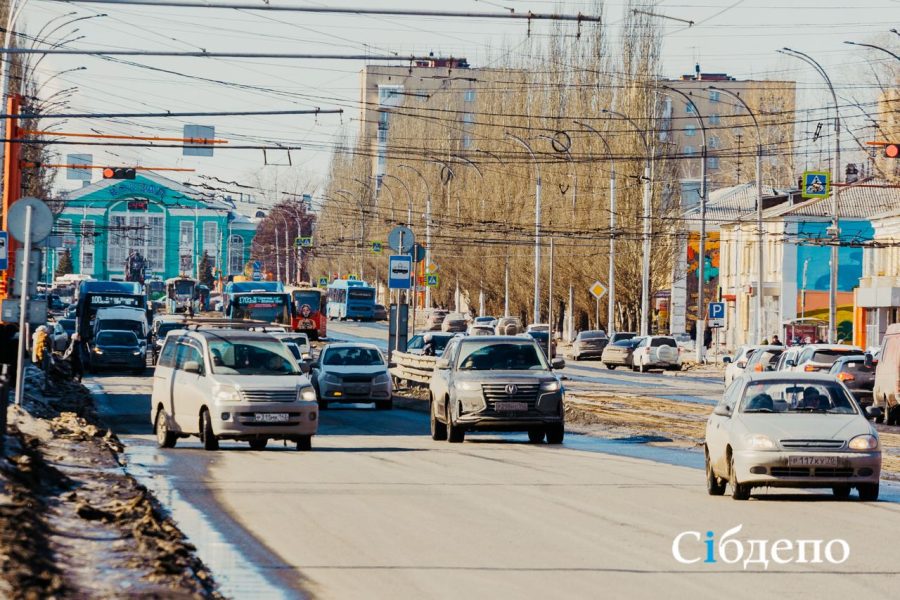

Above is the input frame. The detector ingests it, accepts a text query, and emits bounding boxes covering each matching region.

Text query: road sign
[387,225,414,253]
[348,274,358,281]
[318,276,329,287]
[589,280,607,300]
[371,241,383,254]
[8,197,53,243]
[427,261,439,273]
[388,255,412,289]
[183,124,215,157]
[708,302,726,328]
[425,273,439,287]
[0,231,7,270]
[252,271,262,281]
[295,237,313,248]
[801,171,830,199]
[413,243,426,263]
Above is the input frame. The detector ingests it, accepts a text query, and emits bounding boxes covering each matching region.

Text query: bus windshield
[231,294,290,323]
[293,290,321,312]
[174,280,195,295]
[349,288,374,301]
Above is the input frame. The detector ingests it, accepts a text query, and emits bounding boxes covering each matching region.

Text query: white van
[873,324,900,425]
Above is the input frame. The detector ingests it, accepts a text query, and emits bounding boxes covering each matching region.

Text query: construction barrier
[390,352,436,387]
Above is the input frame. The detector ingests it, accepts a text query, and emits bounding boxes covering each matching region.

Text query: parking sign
[708,302,726,328]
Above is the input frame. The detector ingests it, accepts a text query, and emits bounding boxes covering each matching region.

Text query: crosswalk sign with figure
[426,273,439,287]
[801,171,830,199]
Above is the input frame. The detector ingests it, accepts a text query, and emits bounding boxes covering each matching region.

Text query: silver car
[310,343,393,410]
[705,372,882,501]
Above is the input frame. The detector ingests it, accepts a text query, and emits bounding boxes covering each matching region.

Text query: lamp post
[602,109,652,336]
[450,154,485,315]
[475,148,511,316]
[779,47,841,343]
[709,86,765,345]
[506,132,542,325]
[336,188,364,279]
[843,40,900,62]
[382,173,413,225]
[662,86,708,361]
[397,164,432,308]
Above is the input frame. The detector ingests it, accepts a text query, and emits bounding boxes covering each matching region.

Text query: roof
[767,178,898,220]
[683,183,781,224]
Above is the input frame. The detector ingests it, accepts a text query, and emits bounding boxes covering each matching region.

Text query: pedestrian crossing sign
[801,171,830,199]
[426,273,439,287]
[318,277,328,287]
[371,241,383,254]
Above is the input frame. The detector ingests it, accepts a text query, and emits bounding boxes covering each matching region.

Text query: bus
[326,280,376,321]
[223,280,283,314]
[226,291,293,325]
[75,280,147,339]
[165,277,198,313]
[287,286,327,340]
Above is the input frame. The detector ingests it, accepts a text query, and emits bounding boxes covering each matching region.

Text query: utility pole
[507,132,542,325]
[397,165,432,309]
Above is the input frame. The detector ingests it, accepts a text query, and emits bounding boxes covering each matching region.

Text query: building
[856,205,900,348]
[54,171,258,282]
[661,67,796,204]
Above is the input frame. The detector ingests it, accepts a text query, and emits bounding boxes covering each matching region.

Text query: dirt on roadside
[0,366,222,599]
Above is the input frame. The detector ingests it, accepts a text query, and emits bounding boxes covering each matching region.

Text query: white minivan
[151,328,318,451]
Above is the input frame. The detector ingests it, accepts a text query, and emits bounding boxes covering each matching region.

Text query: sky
[16,0,900,206]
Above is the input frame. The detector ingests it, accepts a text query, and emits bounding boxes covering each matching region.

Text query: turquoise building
[54,171,258,281]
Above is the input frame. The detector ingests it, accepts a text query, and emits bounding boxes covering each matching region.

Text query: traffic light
[0,278,6,297]
[102,167,136,180]
[885,143,899,159]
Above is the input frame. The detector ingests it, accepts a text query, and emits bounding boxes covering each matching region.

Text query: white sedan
[705,372,882,501]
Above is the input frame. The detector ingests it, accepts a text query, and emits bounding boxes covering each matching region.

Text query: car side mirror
[864,354,874,369]
[713,404,732,417]
[785,359,796,367]
[309,361,320,370]
[722,356,732,364]
[183,360,202,375]
[551,357,566,370]
[435,358,450,370]
[299,362,311,374]
[865,406,883,420]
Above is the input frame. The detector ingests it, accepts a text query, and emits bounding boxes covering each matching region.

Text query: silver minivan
[151,329,318,451]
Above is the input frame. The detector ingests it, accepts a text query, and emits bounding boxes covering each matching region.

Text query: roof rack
[175,318,275,331]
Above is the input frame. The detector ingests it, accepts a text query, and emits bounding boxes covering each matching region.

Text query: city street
[87,321,900,600]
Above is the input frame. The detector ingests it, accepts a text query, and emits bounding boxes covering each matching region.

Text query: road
[88,323,900,599]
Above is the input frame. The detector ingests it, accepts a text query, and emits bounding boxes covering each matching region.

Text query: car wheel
[573,355,580,361]
[730,456,750,500]
[546,423,564,444]
[200,409,219,451]
[857,483,879,501]
[527,428,545,443]
[248,438,268,451]
[446,405,465,443]
[375,400,393,410]
[154,410,177,449]
[606,364,616,370]
[296,435,312,451]
[832,485,851,500]
[705,451,726,496]
[430,400,447,441]
[886,405,897,427]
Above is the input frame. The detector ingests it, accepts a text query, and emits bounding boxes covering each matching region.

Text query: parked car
[774,346,803,371]
[151,329,318,451]
[428,335,566,444]
[495,316,523,335]
[441,312,469,333]
[600,337,644,369]
[473,316,498,328]
[526,323,550,333]
[51,319,77,352]
[723,346,756,385]
[571,330,609,361]
[151,316,187,364]
[407,332,458,357]
[467,325,495,336]
[829,355,876,407]
[524,331,556,358]
[90,330,146,374]
[743,345,785,374]
[872,323,900,425]
[609,332,637,344]
[631,336,681,372]
[271,332,311,360]
[704,372,882,501]
[673,333,694,351]
[309,343,393,410]
[784,344,863,373]
[373,304,388,321]
[424,309,448,331]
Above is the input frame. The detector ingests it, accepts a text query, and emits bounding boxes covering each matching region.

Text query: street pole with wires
[397,164,432,309]
[506,132,542,325]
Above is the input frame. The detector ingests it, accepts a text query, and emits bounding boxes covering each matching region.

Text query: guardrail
[390,351,436,386]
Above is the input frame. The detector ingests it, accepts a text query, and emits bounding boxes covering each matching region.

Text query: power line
[1,108,343,119]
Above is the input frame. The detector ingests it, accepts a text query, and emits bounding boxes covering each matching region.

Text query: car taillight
[804,364,817,372]
[836,372,855,382]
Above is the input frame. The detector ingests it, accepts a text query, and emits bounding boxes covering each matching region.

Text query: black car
[90,330,146,374]
[830,355,876,407]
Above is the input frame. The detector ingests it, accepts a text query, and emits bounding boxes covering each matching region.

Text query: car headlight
[457,381,480,391]
[744,433,777,450]
[213,385,241,403]
[93,347,103,354]
[848,434,879,451]
[540,380,561,392]
[324,373,342,384]
[132,350,142,356]
[298,386,317,402]
[372,373,390,385]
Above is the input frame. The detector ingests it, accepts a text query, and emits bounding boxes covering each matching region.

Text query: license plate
[494,402,528,412]
[254,413,289,423]
[788,455,840,467]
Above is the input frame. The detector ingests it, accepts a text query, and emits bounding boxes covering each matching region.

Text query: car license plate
[788,456,839,467]
[255,413,289,423]
[494,402,527,412]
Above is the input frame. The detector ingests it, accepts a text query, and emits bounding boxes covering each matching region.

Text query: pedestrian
[63,332,84,383]
[33,325,51,369]
[422,333,436,357]
[187,302,195,318]
[761,338,769,345]
[703,327,712,350]
[771,335,782,346]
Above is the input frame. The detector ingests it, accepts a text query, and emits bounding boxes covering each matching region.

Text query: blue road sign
[252,271,262,281]
[426,273,439,287]
[318,276,328,287]
[252,260,262,271]
[389,255,412,290]
[0,231,7,271]
[372,241,383,254]
[708,302,726,327]
[801,171,830,199]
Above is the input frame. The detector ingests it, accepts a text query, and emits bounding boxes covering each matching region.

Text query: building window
[709,136,720,149]
[709,113,721,125]
[108,212,165,274]
[709,90,720,103]
[228,234,244,275]
[685,102,695,114]
[462,134,473,149]
[709,157,720,170]
[684,145,696,156]
[203,221,219,266]
[378,85,404,108]
[377,127,388,144]
[684,124,696,137]
[180,221,194,273]
[81,220,95,275]
[464,89,476,102]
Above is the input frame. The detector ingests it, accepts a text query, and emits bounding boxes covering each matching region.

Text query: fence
[390,352,436,386]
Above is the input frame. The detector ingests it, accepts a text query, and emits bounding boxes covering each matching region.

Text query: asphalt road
[89,354,900,600]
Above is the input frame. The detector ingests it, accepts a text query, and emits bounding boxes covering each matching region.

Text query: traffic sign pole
[14,204,32,406]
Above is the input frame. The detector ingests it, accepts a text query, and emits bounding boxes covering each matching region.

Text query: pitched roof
[683,183,782,225]
[767,178,898,220]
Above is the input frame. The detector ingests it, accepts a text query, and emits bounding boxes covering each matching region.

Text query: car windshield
[407,335,424,350]
[475,317,494,323]
[323,347,384,366]
[207,337,300,375]
[528,331,549,342]
[810,349,863,365]
[615,338,642,348]
[156,322,182,337]
[59,319,76,333]
[651,338,676,347]
[278,335,309,347]
[99,319,143,335]
[740,381,858,414]
[579,331,607,339]
[457,342,548,371]
[832,360,874,374]
[284,343,302,360]
[471,327,494,336]
[96,331,138,346]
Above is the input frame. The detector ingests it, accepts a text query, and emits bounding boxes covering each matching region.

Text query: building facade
[55,172,258,281]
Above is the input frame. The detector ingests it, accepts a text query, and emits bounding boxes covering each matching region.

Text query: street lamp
[708,86,766,346]
[382,173,413,225]
[505,132,542,325]
[397,164,433,308]
[450,154,485,315]
[661,86,709,361]
[779,47,842,343]
[574,120,617,336]
[843,40,900,62]
[336,188,365,279]
[601,109,653,337]
[475,147,512,316]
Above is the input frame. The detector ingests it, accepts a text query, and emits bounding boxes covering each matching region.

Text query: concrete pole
[548,237,554,358]
[608,167,616,335]
[506,133,542,325]
[397,165,432,309]
[274,227,281,281]
[14,205,33,406]
[641,167,652,337]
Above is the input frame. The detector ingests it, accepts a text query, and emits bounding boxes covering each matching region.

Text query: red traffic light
[885,143,899,159]
[102,167,137,180]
